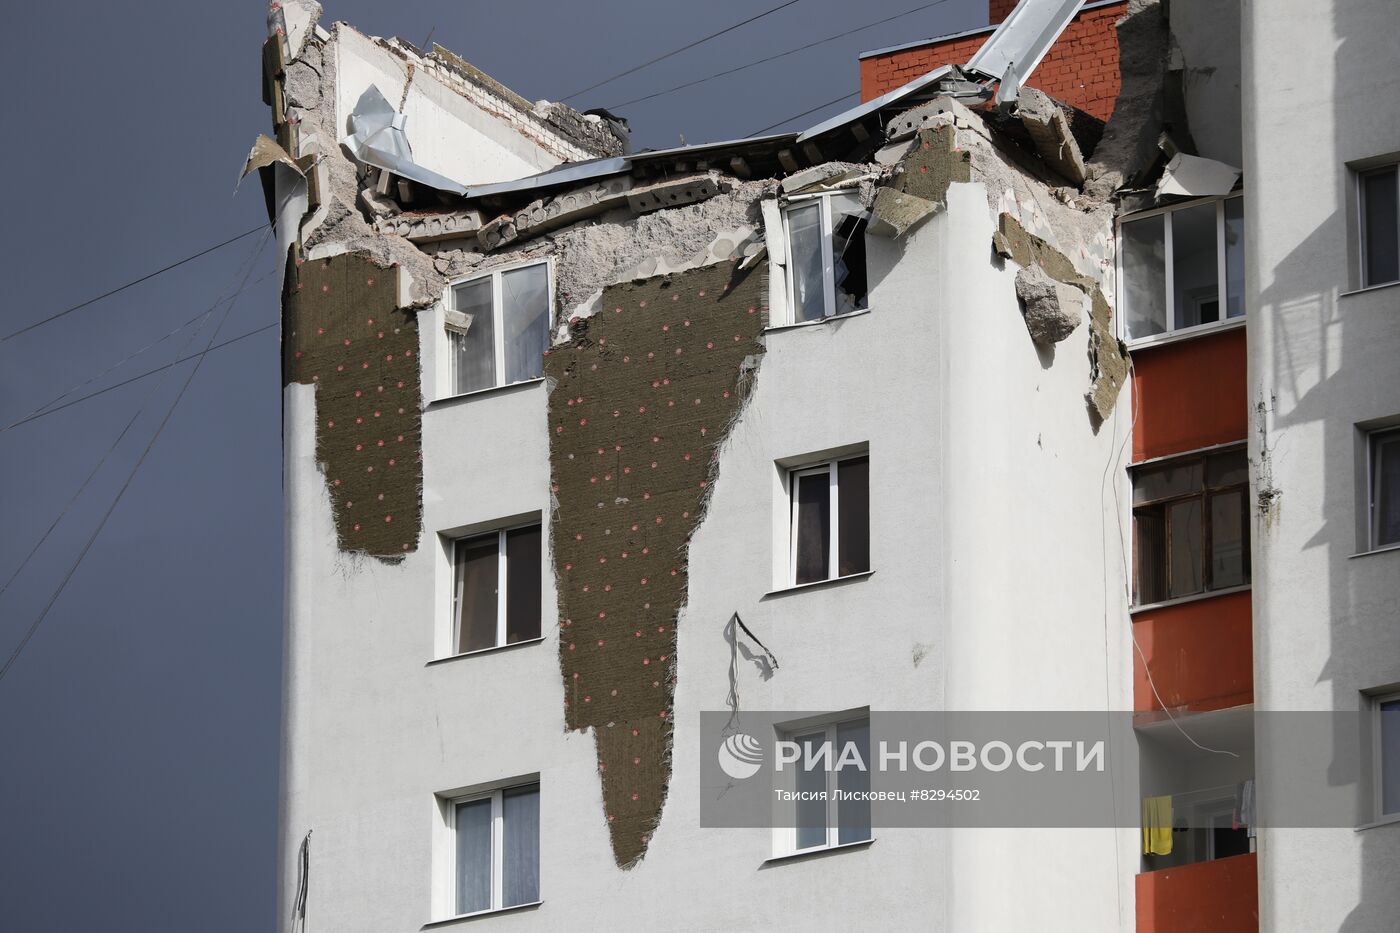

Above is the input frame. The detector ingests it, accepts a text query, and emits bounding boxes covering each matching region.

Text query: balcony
[1132,589,1253,718]
[1137,852,1258,932]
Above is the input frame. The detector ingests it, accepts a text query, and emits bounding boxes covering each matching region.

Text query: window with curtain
[1132,447,1250,605]
[781,715,872,856]
[448,262,551,396]
[1119,195,1246,342]
[781,192,869,324]
[452,524,542,654]
[789,454,870,586]
[452,782,540,916]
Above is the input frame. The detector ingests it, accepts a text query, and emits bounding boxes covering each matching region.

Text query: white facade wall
[331,27,578,190]
[279,165,1136,928]
[1243,0,1400,929]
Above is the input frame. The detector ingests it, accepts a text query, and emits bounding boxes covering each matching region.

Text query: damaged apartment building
[259,0,1400,930]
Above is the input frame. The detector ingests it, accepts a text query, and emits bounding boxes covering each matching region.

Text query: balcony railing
[1137,851,1257,932]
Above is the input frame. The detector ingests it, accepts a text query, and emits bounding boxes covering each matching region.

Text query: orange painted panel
[1137,853,1258,933]
[1131,327,1248,464]
[859,2,1126,121]
[1132,590,1253,715]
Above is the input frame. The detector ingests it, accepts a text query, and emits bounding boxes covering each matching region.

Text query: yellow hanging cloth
[1142,796,1173,856]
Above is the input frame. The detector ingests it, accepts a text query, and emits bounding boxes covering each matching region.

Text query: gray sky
[0,0,982,928]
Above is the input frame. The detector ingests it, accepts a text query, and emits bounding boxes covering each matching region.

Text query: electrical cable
[606,0,953,111]
[1,319,279,433]
[0,230,271,684]
[1,224,267,343]
[745,89,859,137]
[559,0,807,101]
[0,236,271,598]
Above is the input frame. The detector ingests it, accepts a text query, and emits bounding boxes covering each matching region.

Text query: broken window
[782,192,869,324]
[1360,165,1400,288]
[1132,447,1250,605]
[1119,196,1245,342]
[779,714,872,856]
[789,454,870,586]
[452,524,542,654]
[448,261,552,396]
[450,782,540,916]
[1368,426,1400,550]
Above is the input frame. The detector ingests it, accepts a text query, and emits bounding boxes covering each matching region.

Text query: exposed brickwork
[859,1,1126,122]
[989,0,1019,23]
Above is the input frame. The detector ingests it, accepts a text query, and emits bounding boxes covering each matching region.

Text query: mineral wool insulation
[547,260,766,867]
[282,252,424,559]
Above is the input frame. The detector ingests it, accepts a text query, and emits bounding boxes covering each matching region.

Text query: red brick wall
[989,0,1019,23]
[858,0,1126,121]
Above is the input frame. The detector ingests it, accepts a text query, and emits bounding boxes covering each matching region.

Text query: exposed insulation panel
[283,252,424,559]
[546,260,767,867]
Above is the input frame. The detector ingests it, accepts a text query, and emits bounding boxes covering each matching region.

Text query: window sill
[423,902,542,928]
[1125,316,1245,352]
[765,308,871,333]
[1355,813,1400,833]
[1351,542,1400,560]
[763,838,874,866]
[426,637,545,666]
[428,377,544,409]
[1130,584,1251,616]
[1340,279,1400,299]
[763,570,875,600]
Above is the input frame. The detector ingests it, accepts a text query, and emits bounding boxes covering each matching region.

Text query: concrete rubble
[1016,264,1085,344]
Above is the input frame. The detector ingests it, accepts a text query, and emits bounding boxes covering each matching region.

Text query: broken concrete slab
[381,209,484,243]
[626,173,724,215]
[1155,152,1241,198]
[868,187,940,238]
[1016,87,1087,185]
[1084,0,1170,200]
[780,162,857,194]
[1015,265,1084,344]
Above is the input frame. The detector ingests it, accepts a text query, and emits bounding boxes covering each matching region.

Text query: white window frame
[787,454,868,587]
[441,258,553,400]
[1358,163,1400,289]
[448,521,541,657]
[773,712,872,858]
[1367,426,1400,552]
[1116,193,1245,347]
[1373,690,1400,821]
[779,191,869,325]
[439,780,541,920]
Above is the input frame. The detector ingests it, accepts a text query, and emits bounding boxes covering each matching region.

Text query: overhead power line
[747,89,860,138]
[0,232,270,685]
[1,224,268,343]
[0,235,271,600]
[560,0,807,101]
[607,0,953,111]
[1,319,279,433]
